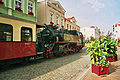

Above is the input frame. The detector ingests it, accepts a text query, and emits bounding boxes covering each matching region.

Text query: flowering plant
[15,6,22,12]
[28,10,34,15]
[0,0,4,5]
[50,21,54,24]
[28,12,34,16]
[61,25,64,27]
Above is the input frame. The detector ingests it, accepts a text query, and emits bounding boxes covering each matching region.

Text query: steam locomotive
[36,24,85,59]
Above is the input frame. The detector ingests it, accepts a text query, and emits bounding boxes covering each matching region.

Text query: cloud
[81,0,105,12]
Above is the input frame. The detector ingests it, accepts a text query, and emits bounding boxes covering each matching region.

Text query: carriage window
[0,23,13,42]
[21,27,32,42]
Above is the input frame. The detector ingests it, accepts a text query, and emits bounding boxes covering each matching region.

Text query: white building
[113,23,120,40]
[80,26,100,40]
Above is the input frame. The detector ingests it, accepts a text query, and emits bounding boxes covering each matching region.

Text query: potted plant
[86,38,109,76]
[28,10,34,16]
[15,6,22,12]
[100,35,117,62]
[28,11,34,16]
[50,21,54,24]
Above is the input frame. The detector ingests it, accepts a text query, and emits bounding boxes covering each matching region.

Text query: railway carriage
[0,17,36,64]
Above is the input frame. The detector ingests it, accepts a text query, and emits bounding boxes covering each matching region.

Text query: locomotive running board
[37,52,43,55]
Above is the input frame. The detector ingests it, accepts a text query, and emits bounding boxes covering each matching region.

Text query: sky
[38,0,120,34]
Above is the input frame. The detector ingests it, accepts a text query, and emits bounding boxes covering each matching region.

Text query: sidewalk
[81,61,120,80]
[81,47,120,80]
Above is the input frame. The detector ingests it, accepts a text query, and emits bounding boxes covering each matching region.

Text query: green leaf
[110,49,113,53]
[110,46,114,49]
[91,58,94,64]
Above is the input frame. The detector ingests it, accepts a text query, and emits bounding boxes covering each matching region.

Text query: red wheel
[65,50,69,55]
[48,52,54,59]
[61,52,64,56]
[43,52,49,59]
[70,51,73,54]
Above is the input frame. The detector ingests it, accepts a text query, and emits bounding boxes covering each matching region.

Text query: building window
[70,25,71,30]
[0,0,4,6]
[73,26,74,29]
[28,1,34,16]
[0,23,13,42]
[67,24,69,29]
[50,12,54,23]
[56,15,59,25]
[21,27,32,42]
[61,18,64,27]
[15,0,22,12]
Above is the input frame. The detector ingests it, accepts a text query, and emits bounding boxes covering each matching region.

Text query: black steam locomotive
[36,24,85,58]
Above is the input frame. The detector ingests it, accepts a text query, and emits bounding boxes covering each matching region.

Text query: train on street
[0,22,85,65]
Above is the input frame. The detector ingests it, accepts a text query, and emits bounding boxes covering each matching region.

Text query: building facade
[80,26,100,40]
[113,23,120,39]
[0,0,37,42]
[64,17,80,32]
[37,0,65,28]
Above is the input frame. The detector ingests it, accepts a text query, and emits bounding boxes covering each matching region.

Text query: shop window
[21,27,32,42]
[0,23,13,42]
[28,1,34,16]
[15,0,22,12]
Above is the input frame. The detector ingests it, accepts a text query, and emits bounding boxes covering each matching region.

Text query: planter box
[106,54,117,62]
[92,64,109,76]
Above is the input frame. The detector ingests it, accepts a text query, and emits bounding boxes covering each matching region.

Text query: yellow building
[37,0,66,28]
[64,17,80,32]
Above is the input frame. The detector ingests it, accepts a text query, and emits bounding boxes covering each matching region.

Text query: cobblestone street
[0,47,91,80]
[32,48,90,80]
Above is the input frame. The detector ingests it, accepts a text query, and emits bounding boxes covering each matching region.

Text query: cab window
[0,23,13,42]
[21,27,32,42]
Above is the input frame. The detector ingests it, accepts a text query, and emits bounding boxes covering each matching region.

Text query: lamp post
[45,0,47,24]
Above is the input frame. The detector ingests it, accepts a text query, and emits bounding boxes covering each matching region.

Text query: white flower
[97,62,99,64]
[108,61,109,63]
[100,57,101,59]
[103,56,105,58]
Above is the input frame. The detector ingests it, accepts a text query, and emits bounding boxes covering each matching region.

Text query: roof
[90,26,95,28]
[65,17,74,21]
